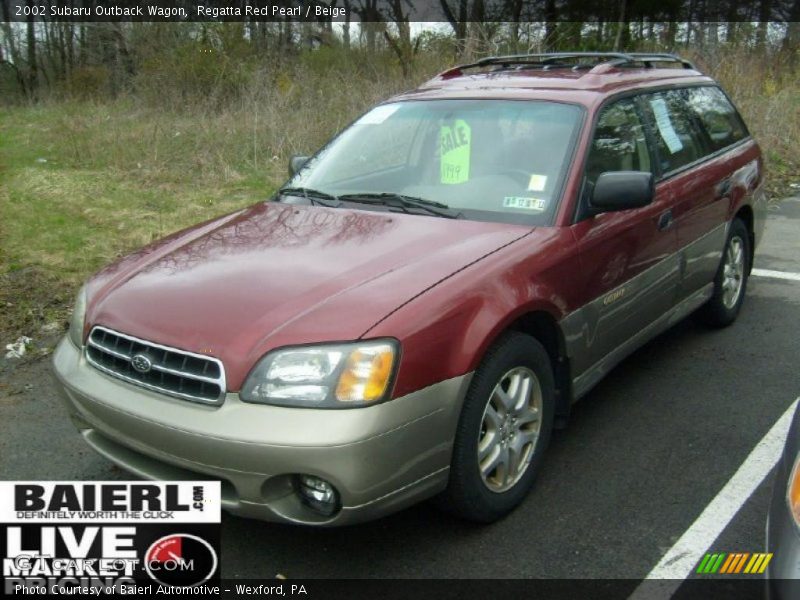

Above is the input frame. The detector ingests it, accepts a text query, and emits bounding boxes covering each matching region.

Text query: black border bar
[3,0,800,23]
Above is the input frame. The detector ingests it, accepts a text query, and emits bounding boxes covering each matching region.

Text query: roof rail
[437,52,696,79]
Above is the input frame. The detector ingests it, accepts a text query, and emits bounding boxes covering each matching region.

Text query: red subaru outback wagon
[53,53,766,525]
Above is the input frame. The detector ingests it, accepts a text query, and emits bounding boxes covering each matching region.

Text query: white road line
[629,397,799,600]
[752,268,800,282]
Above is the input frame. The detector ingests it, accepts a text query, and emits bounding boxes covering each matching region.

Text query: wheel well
[508,311,572,428]
[734,205,755,274]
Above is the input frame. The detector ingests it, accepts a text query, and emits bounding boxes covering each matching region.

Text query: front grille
[85,326,226,404]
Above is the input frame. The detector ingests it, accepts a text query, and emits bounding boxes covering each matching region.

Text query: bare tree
[756,0,772,50]
[26,10,37,97]
[782,0,800,64]
[383,0,418,76]
[0,3,27,97]
[342,0,352,49]
[613,0,628,50]
[439,0,469,53]
[355,0,382,52]
[544,0,557,51]
[506,0,525,49]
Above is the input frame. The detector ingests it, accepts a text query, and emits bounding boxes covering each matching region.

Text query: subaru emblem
[131,354,153,374]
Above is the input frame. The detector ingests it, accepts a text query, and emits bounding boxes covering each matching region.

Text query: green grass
[0,103,285,341]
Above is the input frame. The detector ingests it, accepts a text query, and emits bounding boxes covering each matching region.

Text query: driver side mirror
[589,171,654,215]
[289,155,310,176]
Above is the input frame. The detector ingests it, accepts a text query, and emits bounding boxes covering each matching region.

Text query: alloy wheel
[722,236,745,309]
[477,366,542,493]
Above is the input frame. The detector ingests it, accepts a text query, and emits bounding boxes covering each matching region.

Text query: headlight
[788,452,800,528]
[68,285,88,348]
[240,340,398,408]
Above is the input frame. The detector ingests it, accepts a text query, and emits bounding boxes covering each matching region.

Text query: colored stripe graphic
[744,554,760,573]
[720,553,738,574]
[698,552,773,575]
[719,554,735,573]
[759,553,773,574]
[712,554,726,573]
[696,554,711,573]
[697,553,726,573]
[734,553,749,573]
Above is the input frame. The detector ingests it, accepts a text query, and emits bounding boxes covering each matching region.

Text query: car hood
[87,202,531,389]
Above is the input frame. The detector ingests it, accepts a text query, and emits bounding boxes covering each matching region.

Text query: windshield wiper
[337,192,462,219]
[278,187,341,208]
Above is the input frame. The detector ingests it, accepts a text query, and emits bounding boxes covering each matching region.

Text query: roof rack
[437,52,696,79]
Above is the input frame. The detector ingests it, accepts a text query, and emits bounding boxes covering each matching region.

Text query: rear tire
[440,332,555,523]
[697,218,750,328]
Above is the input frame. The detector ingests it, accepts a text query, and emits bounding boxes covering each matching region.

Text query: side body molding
[561,222,728,400]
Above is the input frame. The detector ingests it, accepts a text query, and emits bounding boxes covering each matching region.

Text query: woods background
[0,0,799,346]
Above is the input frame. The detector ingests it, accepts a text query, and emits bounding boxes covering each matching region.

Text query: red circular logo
[144,533,217,587]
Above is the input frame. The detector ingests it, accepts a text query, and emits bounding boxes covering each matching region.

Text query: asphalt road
[1,198,799,586]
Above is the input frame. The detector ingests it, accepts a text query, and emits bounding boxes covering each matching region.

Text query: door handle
[715,177,732,199]
[657,209,673,231]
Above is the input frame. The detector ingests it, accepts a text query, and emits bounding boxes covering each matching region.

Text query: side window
[640,90,706,173]
[685,86,748,152]
[585,98,652,187]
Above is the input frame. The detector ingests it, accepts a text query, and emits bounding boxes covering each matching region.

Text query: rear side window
[640,90,706,174]
[585,98,652,187]
[685,86,748,152]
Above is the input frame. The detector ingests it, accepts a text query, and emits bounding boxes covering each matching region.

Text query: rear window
[685,86,748,152]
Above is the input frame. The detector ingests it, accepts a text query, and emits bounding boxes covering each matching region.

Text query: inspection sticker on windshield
[357,104,399,125]
[440,119,471,184]
[503,196,547,211]
[527,174,548,192]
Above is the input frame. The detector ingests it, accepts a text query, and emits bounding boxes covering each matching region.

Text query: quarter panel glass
[685,86,748,153]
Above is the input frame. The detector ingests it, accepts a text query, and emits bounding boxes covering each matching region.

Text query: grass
[1,48,798,345]
[0,104,281,342]
[1,105,272,275]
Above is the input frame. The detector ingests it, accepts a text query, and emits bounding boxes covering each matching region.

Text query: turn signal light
[789,453,800,527]
[335,345,395,403]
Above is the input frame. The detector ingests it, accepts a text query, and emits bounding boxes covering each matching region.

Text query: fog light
[296,475,340,517]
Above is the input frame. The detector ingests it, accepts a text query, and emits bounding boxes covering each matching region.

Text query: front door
[566,97,679,393]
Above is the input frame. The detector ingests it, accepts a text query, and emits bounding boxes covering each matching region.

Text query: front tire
[441,332,555,523]
[698,218,750,328]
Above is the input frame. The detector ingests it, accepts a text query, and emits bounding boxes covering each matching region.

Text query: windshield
[284,100,583,225]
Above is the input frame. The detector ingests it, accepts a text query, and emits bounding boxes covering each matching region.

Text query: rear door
[567,97,679,386]
[638,87,745,301]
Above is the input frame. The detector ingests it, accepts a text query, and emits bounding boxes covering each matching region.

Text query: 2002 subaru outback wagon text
[53,52,766,525]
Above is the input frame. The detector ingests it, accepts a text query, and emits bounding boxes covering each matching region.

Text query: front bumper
[52,337,471,525]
